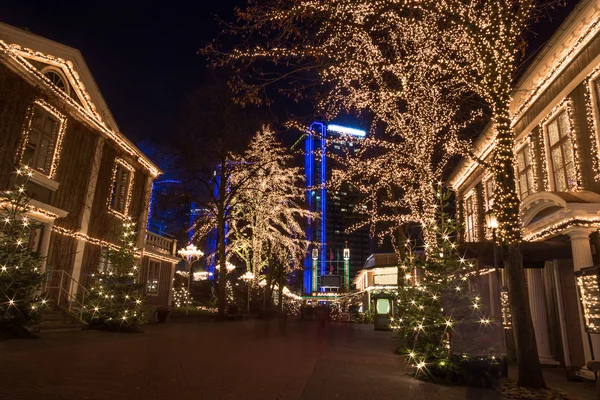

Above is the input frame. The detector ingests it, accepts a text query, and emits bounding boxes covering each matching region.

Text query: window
[484,178,495,210]
[22,106,60,175]
[464,195,476,242]
[43,69,69,94]
[516,144,535,200]
[98,248,113,272]
[109,159,135,216]
[547,111,576,192]
[146,261,160,295]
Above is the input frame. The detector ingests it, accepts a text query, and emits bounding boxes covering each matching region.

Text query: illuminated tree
[204,0,561,387]
[0,169,47,337]
[230,126,313,313]
[84,218,145,332]
[394,187,495,385]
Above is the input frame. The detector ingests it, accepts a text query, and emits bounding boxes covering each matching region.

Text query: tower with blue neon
[303,122,370,295]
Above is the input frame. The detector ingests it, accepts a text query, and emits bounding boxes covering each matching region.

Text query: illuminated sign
[327,124,366,137]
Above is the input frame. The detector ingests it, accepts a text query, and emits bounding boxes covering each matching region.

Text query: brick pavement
[0,319,594,400]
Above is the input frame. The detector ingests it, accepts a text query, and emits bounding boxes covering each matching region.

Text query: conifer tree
[0,168,47,337]
[394,186,496,385]
[84,218,145,332]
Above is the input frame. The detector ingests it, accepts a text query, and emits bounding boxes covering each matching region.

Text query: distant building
[303,122,372,294]
[0,22,180,322]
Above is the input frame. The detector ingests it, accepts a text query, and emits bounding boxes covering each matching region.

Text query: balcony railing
[144,230,177,255]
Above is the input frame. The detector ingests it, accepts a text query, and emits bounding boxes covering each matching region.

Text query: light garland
[576,271,600,333]
[584,65,600,180]
[512,16,600,123]
[463,189,479,242]
[106,158,136,219]
[539,96,583,191]
[17,99,68,179]
[523,217,600,242]
[500,288,512,330]
[0,41,160,177]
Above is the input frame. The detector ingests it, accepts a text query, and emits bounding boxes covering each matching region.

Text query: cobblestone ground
[0,319,593,400]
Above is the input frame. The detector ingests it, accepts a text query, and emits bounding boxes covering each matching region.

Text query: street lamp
[343,241,350,291]
[312,247,319,292]
[178,244,204,315]
[241,271,254,312]
[485,210,508,368]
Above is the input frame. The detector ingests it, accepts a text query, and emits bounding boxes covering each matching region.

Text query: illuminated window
[464,195,476,242]
[109,159,135,216]
[98,248,113,272]
[376,298,390,314]
[484,178,495,210]
[146,261,160,295]
[22,106,60,175]
[516,144,535,200]
[547,112,576,192]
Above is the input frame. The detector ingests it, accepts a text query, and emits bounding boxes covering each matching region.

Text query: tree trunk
[217,164,228,319]
[494,104,546,389]
[396,225,407,287]
[505,244,545,388]
[278,268,284,314]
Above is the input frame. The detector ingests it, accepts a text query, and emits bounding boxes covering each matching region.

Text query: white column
[38,222,53,273]
[526,268,559,364]
[566,228,600,373]
[550,260,572,367]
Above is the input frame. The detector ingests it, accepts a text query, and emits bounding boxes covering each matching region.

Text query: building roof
[0,22,161,177]
[449,0,600,190]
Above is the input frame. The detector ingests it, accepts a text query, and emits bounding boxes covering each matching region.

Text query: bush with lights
[84,219,145,332]
[0,169,48,338]
[393,187,499,386]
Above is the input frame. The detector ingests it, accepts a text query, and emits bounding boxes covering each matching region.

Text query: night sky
[0,0,581,148]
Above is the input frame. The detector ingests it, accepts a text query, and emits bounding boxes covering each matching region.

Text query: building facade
[303,122,372,294]
[450,0,600,374]
[0,23,179,315]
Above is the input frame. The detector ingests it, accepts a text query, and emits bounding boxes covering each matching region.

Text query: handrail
[145,230,176,255]
[43,269,90,322]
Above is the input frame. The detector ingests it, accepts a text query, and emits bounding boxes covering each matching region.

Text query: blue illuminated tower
[303,122,370,294]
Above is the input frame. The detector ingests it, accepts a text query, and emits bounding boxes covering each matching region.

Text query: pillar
[566,228,600,373]
[550,260,572,367]
[488,271,500,318]
[38,222,53,273]
[526,268,559,365]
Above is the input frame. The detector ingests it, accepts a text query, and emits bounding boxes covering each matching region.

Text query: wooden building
[449,0,600,377]
[0,22,179,319]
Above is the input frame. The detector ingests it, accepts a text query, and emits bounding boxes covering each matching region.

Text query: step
[38,324,86,333]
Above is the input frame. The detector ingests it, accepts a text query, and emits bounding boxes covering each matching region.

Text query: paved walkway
[0,319,594,400]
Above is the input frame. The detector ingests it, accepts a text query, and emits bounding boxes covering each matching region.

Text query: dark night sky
[0,1,581,148]
[1,0,243,145]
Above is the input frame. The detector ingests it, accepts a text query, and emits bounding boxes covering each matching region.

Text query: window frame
[108,158,135,218]
[483,176,495,211]
[464,194,477,242]
[146,260,161,296]
[545,111,576,192]
[20,99,67,178]
[586,68,600,180]
[40,66,71,96]
[515,142,535,200]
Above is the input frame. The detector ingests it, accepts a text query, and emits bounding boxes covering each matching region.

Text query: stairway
[38,305,88,333]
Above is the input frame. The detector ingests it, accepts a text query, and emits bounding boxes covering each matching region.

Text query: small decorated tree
[84,218,145,332]
[0,169,47,338]
[393,186,497,386]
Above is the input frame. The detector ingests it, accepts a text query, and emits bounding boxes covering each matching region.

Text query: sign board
[373,274,397,285]
[320,275,342,288]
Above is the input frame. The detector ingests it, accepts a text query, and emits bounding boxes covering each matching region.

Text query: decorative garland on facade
[0,41,159,177]
[539,96,583,191]
[513,16,600,123]
[523,217,600,242]
[463,188,479,242]
[584,64,600,180]
[17,98,68,179]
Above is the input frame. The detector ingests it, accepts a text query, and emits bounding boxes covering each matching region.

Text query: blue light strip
[304,127,315,293]
[327,124,366,137]
[319,124,327,289]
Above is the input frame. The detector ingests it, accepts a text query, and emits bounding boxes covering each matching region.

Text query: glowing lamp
[327,124,366,137]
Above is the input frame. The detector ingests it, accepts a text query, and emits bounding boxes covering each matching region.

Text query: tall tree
[230,126,314,313]
[172,81,265,318]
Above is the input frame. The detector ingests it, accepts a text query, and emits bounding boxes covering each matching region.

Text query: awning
[457,240,572,268]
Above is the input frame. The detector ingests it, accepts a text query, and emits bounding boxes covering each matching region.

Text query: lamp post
[312,248,318,292]
[485,210,508,372]
[241,271,254,312]
[177,244,204,315]
[343,241,350,291]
